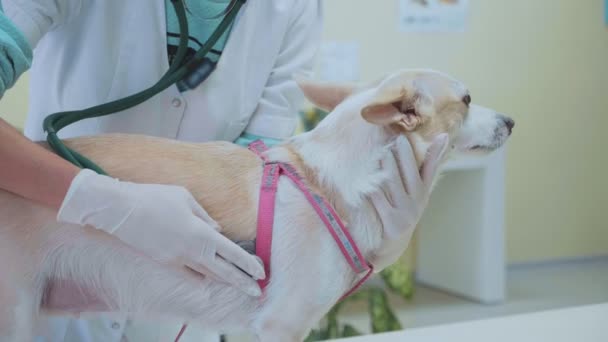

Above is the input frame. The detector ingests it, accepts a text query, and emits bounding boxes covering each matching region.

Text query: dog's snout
[499,115,515,134]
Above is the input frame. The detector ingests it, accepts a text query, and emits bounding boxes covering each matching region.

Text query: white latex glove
[371,134,450,240]
[57,169,265,297]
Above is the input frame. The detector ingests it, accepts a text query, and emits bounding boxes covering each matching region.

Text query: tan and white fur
[0,69,513,341]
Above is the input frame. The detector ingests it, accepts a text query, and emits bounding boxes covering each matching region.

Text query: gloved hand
[57,169,265,297]
[369,134,449,267]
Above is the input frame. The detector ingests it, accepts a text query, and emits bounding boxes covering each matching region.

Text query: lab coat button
[172,98,182,107]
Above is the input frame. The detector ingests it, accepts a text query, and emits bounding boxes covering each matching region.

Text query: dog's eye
[404,108,416,115]
[462,94,471,106]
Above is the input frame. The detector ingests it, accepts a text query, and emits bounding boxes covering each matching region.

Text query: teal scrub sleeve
[234,132,282,148]
[0,9,32,98]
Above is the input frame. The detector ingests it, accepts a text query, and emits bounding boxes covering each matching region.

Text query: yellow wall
[0,72,28,131]
[1,0,606,263]
[322,0,608,263]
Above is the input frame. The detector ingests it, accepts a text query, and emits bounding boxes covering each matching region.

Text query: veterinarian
[0,0,449,341]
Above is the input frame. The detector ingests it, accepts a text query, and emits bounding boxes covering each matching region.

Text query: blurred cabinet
[416,147,507,304]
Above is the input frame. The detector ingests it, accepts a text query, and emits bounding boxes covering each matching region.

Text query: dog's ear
[361,79,431,131]
[296,77,356,112]
[361,102,421,131]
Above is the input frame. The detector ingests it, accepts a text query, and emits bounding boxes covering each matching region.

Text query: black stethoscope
[43,0,246,174]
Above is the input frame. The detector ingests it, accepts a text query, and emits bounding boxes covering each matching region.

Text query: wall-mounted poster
[399,0,470,32]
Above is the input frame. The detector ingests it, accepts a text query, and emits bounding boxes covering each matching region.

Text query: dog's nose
[500,116,515,135]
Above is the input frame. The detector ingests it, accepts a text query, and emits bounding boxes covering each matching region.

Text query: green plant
[304,286,406,341]
[380,255,415,300]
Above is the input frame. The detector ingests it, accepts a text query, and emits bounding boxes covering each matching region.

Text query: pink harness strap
[175,141,373,341]
[248,140,373,301]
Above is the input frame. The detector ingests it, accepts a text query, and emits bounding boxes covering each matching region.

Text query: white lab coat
[2,0,322,341]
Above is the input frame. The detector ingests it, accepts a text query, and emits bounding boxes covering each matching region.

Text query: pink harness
[174,141,373,342]
[248,140,374,299]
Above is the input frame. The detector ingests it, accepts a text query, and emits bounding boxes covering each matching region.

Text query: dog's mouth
[464,145,495,155]
[470,145,487,150]
[468,123,513,153]
[467,139,506,153]
[469,137,505,152]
